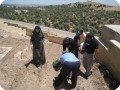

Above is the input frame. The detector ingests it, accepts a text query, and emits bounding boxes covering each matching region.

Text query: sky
[0,0,120,6]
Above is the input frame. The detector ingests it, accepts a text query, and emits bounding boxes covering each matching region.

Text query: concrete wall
[26,28,33,36]
[7,23,18,27]
[101,25,120,47]
[97,39,120,83]
[95,39,109,64]
[44,32,64,45]
[96,25,120,83]
[108,40,120,83]
[4,21,67,45]
[26,28,85,45]
[26,28,64,45]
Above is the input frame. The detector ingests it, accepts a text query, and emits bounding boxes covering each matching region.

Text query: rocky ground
[0,19,115,90]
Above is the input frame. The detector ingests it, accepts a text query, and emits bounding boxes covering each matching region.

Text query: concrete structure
[97,25,120,83]
[100,25,120,47]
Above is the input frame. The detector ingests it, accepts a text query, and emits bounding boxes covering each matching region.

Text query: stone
[14,51,22,60]
[3,34,9,38]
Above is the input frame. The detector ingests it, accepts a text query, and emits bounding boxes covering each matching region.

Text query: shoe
[38,66,42,69]
[40,64,42,68]
[38,64,42,69]
[53,81,60,88]
[70,81,77,89]
[84,75,88,79]
[89,71,92,76]
[70,84,76,89]
[85,71,92,79]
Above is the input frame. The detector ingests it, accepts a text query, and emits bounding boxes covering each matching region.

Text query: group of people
[54,31,99,88]
[30,25,99,89]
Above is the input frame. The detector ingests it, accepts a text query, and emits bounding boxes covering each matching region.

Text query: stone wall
[26,29,85,45]
[101,25,120,47]
[95,39,109,64]
[96,39,120,83]
[108,40,120,83]
[44,32,64,45]
[96,25,120,83]
[26,28,33,36]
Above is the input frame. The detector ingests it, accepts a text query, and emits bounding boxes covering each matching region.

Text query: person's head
[86,32,94,41]
[79,30,83,35]
[77,30,83,35]
[74,36,80,44]
[34,26,41,33]
[64,37,71,47]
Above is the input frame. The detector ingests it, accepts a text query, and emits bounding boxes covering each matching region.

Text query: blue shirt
[60,52,79,63]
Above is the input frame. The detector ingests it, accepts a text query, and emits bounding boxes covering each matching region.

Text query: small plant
[52,59,62,71]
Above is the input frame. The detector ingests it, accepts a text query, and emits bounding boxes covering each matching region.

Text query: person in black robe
[30,26,46,68]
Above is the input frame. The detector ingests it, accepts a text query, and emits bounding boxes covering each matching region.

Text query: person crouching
[53,52,80,89]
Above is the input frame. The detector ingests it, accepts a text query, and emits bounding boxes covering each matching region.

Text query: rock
[83,87,86,90]
[3,34,9,38]
[14,47,29,60]
[44,39,52,44]
[14,51,22,59]
[21,47,28,59]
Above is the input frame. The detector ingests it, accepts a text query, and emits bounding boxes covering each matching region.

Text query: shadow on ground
[25,59,36,68]
[98,64,119,90]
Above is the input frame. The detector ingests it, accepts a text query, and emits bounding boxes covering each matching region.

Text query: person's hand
[30,44,33,49]
[62,50,67,54]
[80,49,84,54]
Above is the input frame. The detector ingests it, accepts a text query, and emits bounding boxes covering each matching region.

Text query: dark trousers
[33,42,46,67]
[54,61,80,87]
[72,44,79,58]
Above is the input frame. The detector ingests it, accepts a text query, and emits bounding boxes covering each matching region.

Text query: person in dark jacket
[30,26,46,68]
[73,30,83,58]
[81,32,99,79]
[62,30,83,58]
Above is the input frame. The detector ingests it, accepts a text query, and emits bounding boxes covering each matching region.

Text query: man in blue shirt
[53,52,80,88]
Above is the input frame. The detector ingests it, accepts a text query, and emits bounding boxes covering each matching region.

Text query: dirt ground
[0,20,115,90]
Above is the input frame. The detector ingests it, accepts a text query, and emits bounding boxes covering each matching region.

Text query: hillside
[0,2,120,36]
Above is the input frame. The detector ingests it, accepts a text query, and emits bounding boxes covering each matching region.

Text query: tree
[109,19,114,24]
[64,23,70,31]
